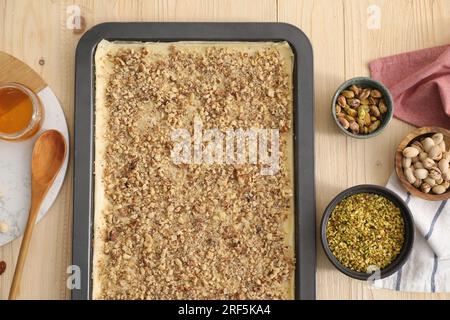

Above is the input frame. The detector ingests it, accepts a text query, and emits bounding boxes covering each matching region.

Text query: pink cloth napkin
[369,45,450,129]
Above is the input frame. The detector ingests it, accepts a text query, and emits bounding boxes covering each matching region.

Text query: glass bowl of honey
[0,82,44,141]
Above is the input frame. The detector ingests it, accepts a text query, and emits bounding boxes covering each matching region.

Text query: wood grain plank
[0,0,70,300]
[82,0,277,25]
[278,0,351,300]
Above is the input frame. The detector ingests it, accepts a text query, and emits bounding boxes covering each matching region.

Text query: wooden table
[0,0,449,300]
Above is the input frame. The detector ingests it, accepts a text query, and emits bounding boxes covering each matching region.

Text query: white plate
[0,87,69,246]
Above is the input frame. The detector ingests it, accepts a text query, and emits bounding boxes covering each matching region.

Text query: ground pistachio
[326,193,405,273]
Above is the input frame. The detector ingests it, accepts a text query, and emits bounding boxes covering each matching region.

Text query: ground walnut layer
[94,41,295,299]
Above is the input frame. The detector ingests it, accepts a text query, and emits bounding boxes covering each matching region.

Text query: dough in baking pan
[93,40,295,299]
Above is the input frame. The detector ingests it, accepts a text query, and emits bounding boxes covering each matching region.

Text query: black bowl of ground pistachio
[321,185,414,280]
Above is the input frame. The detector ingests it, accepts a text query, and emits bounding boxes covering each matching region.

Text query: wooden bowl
[395,126,450,201]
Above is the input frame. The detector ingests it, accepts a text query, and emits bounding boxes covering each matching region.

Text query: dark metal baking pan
[73,22,315,300]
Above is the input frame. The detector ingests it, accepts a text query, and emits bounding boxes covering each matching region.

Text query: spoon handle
[8,199,41,300]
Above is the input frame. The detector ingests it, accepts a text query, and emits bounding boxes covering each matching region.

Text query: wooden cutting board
[0,51,69,248]
[0,51,46,92]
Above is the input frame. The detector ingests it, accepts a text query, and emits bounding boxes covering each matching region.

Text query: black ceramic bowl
[321,185,414,280]
[331,77,394,139]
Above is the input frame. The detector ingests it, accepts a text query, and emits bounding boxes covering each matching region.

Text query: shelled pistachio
[335,84,387,135]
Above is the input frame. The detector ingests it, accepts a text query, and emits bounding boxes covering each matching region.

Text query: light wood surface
[0,0,449,300]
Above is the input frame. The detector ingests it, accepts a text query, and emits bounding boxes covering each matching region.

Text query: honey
[0,83,43,141]
[0,87,33,133]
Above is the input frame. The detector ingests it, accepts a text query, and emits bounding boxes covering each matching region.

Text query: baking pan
[73,22,315,300]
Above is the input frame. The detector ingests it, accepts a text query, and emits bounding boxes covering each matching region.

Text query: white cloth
[373,174,450,292]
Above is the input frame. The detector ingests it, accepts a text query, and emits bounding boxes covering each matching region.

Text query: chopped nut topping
[326,193,405,272]
[95,42,294,300]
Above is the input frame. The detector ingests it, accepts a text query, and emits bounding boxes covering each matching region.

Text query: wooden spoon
[9,130,66,299]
